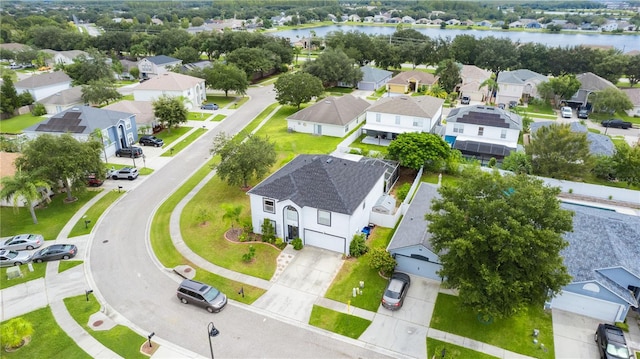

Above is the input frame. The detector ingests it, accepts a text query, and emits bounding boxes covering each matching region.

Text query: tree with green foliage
[536,74,581,108]
[0,168,52,224]
[172,46,201,64]
[15,134,103,202]
[226,47,275,80]
[65,51,114,85]
[501,151,532,174]
[526,124,592,180]
[191,17,205,27]
[475,36,518,78]
[591,87,633,115]
[349,233,368,258]
[625,54,640,87]
[81,79,121,106]
[203,63,249,97]
[0,74,19,115]
[302,48,362,87]
[152,95,188,133]
[274,72,324,110]
[426,167,573,319]
[479,74,499,103]
[435,59,461,93]
[221,203,242,229]
[210,133,277,189]
[367,247,396,276]
[387,132,451,171]
[612,142,640,187]
[0,317,34,350]
[594,52,629,85]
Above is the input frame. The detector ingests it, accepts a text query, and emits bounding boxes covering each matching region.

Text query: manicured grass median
[0,306,90,359]
[187,112,209,121]
[430,293,554,358]
[153,126,192,146]
[68,190,124,237]
[64,295,148,359]
[308,305,371,339]
[427,338,498,359]
[160,128,205,157]
[1,262,46,289]
[58,260,83,273]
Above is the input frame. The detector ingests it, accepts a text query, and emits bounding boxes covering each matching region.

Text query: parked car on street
[116,147,143,158]
[139,135,164,147]
[460,96,470,105]
[176,279,227,313]
[0,234,44,251]
[602,119,633,129]
[31,244,78,263]
[561,106,573,118]
[200,103,219,110]
[0,249,32,267]
[381,272,411,310]
[111,167,139,180]
[594,323,632,359]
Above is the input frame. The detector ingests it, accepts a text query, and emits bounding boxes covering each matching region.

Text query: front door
[284,206,299,241]
[287,225,299,241]
[314,124,322,135]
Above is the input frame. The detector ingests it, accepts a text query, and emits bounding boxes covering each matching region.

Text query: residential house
[42,49,90,66]
[549,202,640,322]
[362,95,444,141]
[460,20,475,27]
[496,69,548,105]
[415,18,430,25]
[568,72,617,107]
[600,21,619,31]
[530,122,615,157]
[373,14,387,23]
[104,100,157,132]
[475,20,492,27]
[181,60,213,73]
[286,95,370,137]
[387,70,438,96]
[401,16,416,24]
[357,66,393,91]
[133,72,206,109]
[458,65,492,102]
[431,19,444,26]
[446,19,460,26]
[38,86,84,114]
[137,55,182,79]
[0,43,31,52]
[443,105,522,161]
[387,182,442,281]
[622,88,640,117]
[348,14,361,22]
[119,59,138,80]
[14,71,72,101]
[22,106,138,158]
[363,16,375,23]
[247,154,387,254]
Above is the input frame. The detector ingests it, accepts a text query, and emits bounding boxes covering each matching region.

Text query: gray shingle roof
[446,105,522,130]
[38,86,83,105]
[15,71,72,89]
[248,155,386,215]
[387,182,440,251]
[144,55,181,65]
[530,121,615,156]
[360,66,393,83]
[387,70,438,86]
[367,95,444,118]
[497,69,547,85]
[287,95,370,126]
[24,106,134,135]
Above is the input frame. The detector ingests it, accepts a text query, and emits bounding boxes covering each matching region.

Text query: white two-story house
[14,71,72,101]
[247,155,386,254]
[133,72,206,109]
[444,105,522,162]
[362,95,444,141]
[496,69,548,105]
[137,55,182,79]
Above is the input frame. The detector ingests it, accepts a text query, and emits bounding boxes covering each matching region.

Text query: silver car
[381,272,411,310]
[0,249,32,267]
[0,234,44,251]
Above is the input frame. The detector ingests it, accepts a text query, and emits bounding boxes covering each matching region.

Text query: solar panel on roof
[62,111,81,120]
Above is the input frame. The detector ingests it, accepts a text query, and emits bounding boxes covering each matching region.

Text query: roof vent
[326,158,333,164]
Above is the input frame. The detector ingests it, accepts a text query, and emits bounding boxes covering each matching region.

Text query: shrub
[367,247,396,276]
[242,219,253,234]
[396,183,411,202]
[274,237,287,250]
[31,103,46,116]
[349,233,368,257]
[0,317,34,350]
[261,219,275,243]
[292,237,303,250]
[615,321,629,332]
[488,157,497,168]
[242,245,256,262]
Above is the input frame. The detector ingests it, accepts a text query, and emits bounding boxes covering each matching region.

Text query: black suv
[594,323,632,359]
[139,135,164,147]
[176,279,227,313]
[116,147,143,158]
[578,107,589,119]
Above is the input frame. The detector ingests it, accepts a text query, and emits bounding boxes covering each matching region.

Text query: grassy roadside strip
[308,305,371,339]
[160,128,206,157]
[68,190,124,238]
[58,260,83,273]
[427,337,498,359]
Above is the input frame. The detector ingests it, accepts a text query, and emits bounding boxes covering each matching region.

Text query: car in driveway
[116,147,143,158]
[0,249,32,267]
[381,272,411,310]
[594,323,632,359]
[139,135,164,147]
[460,96,470,105]
[200,103,219,110]
[0,234,44,251]
[111,167,139,180]
[601,119,633,129]
[31,244,78,263]
[86,174,104,187]
[176,279,227,313]
[561,106,573,118]
[578,107,589,119]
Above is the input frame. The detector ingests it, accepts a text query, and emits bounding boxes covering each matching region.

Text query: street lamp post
[207,322,219,359]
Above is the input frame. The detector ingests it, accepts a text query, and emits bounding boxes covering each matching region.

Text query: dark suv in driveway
[177,279,227,313]
[116,146,143,158]
[139,135,164,147]
[594,323,632,359]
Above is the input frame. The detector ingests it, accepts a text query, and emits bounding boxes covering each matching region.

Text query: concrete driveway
[552,309,600,359]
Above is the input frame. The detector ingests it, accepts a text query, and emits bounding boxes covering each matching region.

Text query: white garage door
[304,230,346,254]
[394,254,442,281]
[551,291,624,322]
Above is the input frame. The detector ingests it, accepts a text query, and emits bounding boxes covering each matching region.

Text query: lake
[271,25,640,52]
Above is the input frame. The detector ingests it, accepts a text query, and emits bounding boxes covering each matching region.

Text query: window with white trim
[263,198,275,213]
[375,113,381,122]
[413,117,423,127]
[395,116,401,125]
[125,118,132,130]
[500,129,507,139]
[478,127,484,136]
[318,210,331,226]
[453,123,464,133]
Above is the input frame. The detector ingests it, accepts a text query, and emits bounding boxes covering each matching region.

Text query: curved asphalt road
[89,85,392,358]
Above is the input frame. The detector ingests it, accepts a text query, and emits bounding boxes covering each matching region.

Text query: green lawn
[152,126,192,146]
[0,307,90,359]
[68,191,124,238]
[324,226,394,311]
[211,114,226,122]
[519,102,554,115]
[589,111,640,124]
[120,94,134,101]
[0,113,47,134]
[1,190,100,239]
[205,95,237,108]
[64,295,148,359]
[1,262,47,289]
[348,134,388,155]
[430,293,554,359]
[308,305,371,339]
[160,128,205,157]
[58,260,83,273]
[187,112,210,121]
[427,338,498,359]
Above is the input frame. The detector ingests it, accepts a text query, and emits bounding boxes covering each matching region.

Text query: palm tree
[0,169,51,224]
[479,75,499,104]
[91,128,109,164]
[221,204,242,229]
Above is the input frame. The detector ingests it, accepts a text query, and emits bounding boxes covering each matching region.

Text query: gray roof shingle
[248,155,386,214]
[24,106,134,134]
[446,105,522,130]
[530,121,615,156]
[360,66,393,83]
[367,95,444,119]
[287,95,370,126]
[15,71,72,89]
[144,55,181,65]
[387,182,440,251]
[497,69,547,85]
